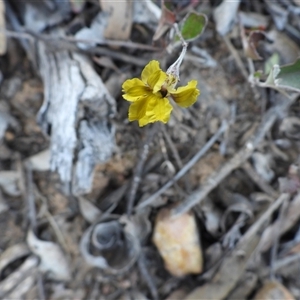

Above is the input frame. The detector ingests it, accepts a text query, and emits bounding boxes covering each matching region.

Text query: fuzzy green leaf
[177,12,207,42]
[265,58,300,92]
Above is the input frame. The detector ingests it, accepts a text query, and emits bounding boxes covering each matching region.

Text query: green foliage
[265,58,300,92]
[177,12,207,42]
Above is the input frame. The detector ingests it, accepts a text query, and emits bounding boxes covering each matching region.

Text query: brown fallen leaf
[254,281,295,300]
[152,206,203,277]
[242,29,267,60]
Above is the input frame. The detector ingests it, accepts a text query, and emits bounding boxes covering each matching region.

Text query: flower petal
[141,60,161,84]
[128,98,149,126]
[146,95,173,124]
[171,80,200,108]
[122,78,150,102]
[148,70,167,93]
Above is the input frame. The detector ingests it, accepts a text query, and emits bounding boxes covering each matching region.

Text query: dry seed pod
[254,281,295,300]
[152,207,203,277]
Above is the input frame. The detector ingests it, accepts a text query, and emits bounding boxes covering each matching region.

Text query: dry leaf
[78,196,101,223]
[242,30,267,60]
[27,230,71,281]
[0,256,38,298]
[153,4,175,41]
[254,281,295,300]
[100,0,133,40]
[0,243,30,274]
[152,206,203,277]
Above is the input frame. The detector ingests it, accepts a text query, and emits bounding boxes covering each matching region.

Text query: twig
[173,99,293,216]
[136,120,228,210]
[26,167,37,233]
[161,124,191,192]
[161,125,183,170]
[3,29,160,51]
[270,196,289,280]
[126,125,158,215]
[137,251,158,300]
[260,253,300,278]
[36,273,45,300]
[223,35,248,80]
[2,29,148,67]
[34,184,71,255]
[242,162,279,198]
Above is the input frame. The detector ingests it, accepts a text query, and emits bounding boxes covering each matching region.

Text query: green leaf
[264,58,300,92]
[177,12,207,42]
[264,52,280,75]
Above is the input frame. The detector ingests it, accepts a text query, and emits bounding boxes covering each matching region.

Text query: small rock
[152,206,203,277]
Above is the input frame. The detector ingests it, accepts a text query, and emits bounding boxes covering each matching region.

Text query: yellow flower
[122,60,200,127]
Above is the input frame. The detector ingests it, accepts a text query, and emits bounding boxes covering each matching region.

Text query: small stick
[161,124,191,192]
[269,196,289,280]
[136,120,228,210]
[126,125,157,215]
[161,125,183,170]
[137,251,158,300]
[173,99,293,216]
[223,35,248,80]
[242,162,279,198]
[2,29,160,51]
[26,167,37,233]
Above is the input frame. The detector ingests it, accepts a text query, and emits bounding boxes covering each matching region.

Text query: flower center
[160,87,168,98]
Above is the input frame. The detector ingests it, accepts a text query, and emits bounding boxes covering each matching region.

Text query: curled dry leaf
[221,196,254,232]
[120,212,152,245]
[242,30,267,60]
[253,281,295,300]
[80,215,140,274]
[6,270,37,300]
[152,206,203,277]
[27,230,71,281]
[0,256,38,298]
[199,198,222,237]
[0,243,30,274]
[153,4,175,41]
[78,197,101,224]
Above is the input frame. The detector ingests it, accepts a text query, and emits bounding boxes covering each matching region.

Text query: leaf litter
[0,0,300,299]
